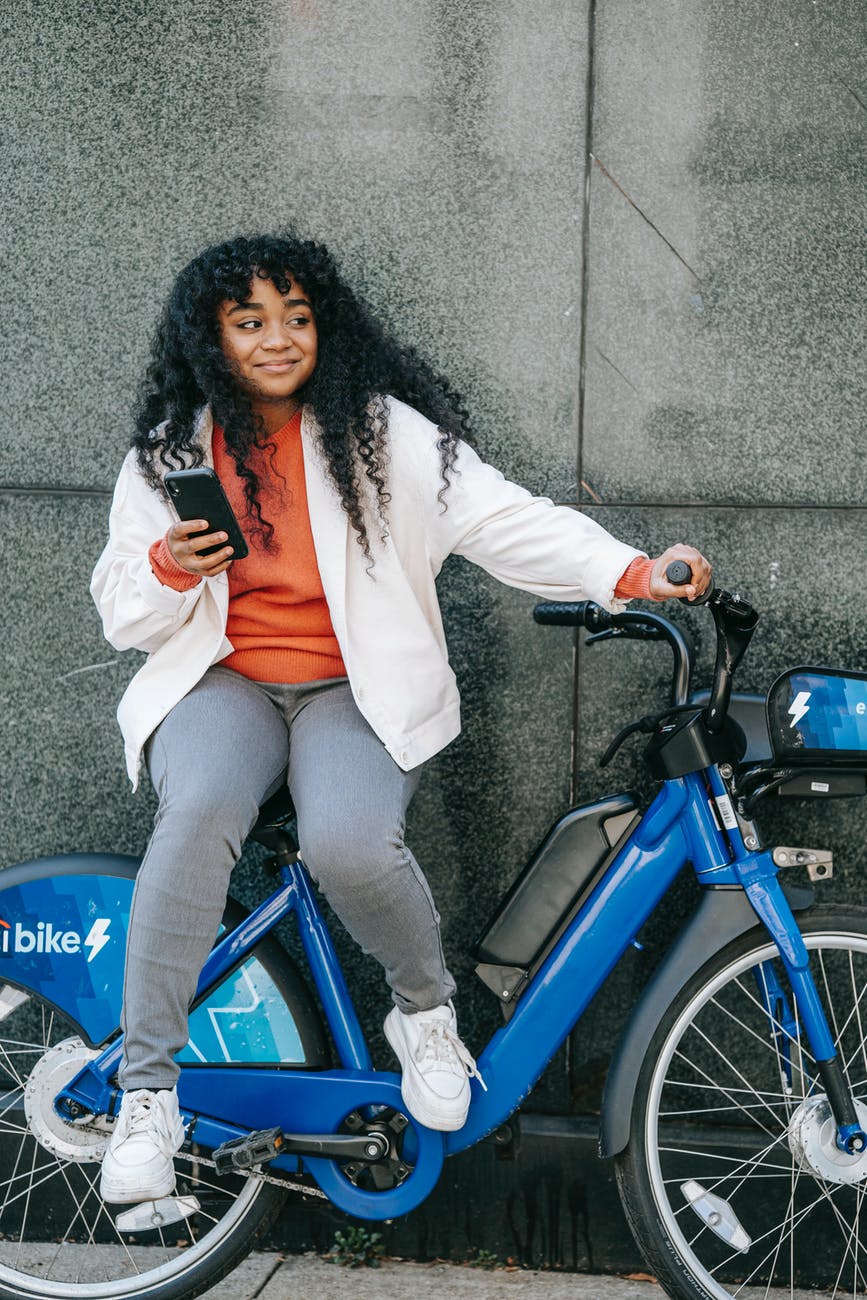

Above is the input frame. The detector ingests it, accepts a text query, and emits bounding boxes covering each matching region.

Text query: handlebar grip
[666,559,692,586]
[533,601,609,629]
[665,558,713,607]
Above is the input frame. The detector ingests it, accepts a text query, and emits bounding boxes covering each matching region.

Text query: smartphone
[164,468,249,560]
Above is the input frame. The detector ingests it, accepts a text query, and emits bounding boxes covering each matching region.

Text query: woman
[91,233,711,1204]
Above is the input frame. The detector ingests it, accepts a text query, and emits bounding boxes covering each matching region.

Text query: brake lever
[586,625,667,647]
[585,628,624,646]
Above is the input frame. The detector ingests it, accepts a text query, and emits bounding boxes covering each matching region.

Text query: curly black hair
[133,234,470,556]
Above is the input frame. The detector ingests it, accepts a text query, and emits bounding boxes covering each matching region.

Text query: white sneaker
[384,1002,484,1131]
[100,1088,185,1203]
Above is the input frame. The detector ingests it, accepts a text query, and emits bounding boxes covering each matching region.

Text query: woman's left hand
[648,544,713,602]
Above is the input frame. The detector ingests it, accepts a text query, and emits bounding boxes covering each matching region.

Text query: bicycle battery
[474,793,639,1014]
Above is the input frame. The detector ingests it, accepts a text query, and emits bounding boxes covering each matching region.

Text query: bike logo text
[0,918,112,963]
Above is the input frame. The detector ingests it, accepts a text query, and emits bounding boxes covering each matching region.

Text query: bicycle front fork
[743,856,866,1154]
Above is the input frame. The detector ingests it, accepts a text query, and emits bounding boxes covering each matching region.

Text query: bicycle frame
[54,756,854,1220]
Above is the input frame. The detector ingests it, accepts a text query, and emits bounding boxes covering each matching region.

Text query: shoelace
[115,1092,178,1153]
[414,1020,488,1092]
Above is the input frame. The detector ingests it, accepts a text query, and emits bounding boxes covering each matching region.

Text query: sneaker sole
[383,1012,470,1132]
[100,1166,177,1204]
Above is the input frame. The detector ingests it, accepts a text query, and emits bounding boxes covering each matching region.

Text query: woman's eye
[289,316,311,328]
[237,319,262,330]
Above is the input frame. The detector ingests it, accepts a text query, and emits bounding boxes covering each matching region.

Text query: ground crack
[591,154,703,282]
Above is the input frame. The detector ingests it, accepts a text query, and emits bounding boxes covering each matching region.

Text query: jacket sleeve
[423,436,645,611]
[90,455,206,654]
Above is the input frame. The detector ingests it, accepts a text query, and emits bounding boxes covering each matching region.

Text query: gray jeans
[120,665,456,1090]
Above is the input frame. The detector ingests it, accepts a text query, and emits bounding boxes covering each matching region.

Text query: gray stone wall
[2,0,864,1136]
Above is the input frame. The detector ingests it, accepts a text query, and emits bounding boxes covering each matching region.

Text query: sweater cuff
[148,535,202,591]
[614,556,657,602]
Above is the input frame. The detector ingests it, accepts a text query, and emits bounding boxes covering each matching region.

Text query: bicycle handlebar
[533,601,693,706]
[533,564,759,736]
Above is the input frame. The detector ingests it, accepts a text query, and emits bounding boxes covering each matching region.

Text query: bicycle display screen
[767,667,867,763]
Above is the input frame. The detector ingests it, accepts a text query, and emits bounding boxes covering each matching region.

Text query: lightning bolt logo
[83,919,111,963]
[788,691,811,729]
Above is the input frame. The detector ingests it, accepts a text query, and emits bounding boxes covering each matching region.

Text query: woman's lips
[257,359,297,372]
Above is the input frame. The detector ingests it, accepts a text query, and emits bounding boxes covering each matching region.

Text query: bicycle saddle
[249,785,298,855]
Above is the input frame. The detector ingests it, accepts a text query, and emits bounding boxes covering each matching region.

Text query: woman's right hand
[166,519,235,576]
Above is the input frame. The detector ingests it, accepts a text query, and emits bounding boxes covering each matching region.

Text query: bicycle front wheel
[616,908,867,1300]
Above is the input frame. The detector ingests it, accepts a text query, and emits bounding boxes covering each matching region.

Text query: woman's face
[217,274,318,418]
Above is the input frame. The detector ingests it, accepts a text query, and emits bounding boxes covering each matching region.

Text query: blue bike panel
[0,872,126,1043]
[767,667,867,762]
[0,870,304,1062]
[184,958,304,1065]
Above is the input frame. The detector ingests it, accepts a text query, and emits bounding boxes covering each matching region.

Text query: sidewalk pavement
[209,1254,664,1297]
[203,1252,816,1298]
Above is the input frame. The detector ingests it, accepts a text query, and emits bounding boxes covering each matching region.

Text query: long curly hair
[133,233,471,555]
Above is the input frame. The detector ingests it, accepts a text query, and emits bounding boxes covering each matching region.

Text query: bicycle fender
[598,879,814,1158]
[0,853,314,1067]
[0,853,138,1046]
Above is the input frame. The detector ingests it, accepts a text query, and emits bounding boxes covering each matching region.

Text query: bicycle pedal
[114,1195,200,1233]
[213,1126,285,1174]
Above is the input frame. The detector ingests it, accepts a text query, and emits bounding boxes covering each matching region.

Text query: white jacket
[91,398,643,788]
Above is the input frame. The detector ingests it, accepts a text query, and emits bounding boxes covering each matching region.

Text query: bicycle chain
[70,1119,328,1201]
[174,1147,327,1199]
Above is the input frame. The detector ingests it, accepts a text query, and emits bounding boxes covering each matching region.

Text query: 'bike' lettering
[0,918,111,963]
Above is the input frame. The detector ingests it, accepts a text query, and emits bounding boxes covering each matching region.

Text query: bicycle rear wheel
[616,908,867,1300]
[0,923,325,1300]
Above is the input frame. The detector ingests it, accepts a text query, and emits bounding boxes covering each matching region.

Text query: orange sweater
[149,410,346,683]
[149,422,656,684]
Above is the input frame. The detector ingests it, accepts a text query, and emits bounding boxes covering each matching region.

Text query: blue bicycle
[0,575,865,1299]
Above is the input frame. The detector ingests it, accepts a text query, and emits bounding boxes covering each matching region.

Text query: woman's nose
[261,321,292,350]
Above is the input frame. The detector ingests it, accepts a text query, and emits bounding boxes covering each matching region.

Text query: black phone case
[164,468,249,559]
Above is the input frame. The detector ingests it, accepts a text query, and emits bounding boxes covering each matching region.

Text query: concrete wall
[1,0,865,1254]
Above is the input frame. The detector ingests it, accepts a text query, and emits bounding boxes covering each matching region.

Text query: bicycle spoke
[55,1160,103,1249]
[709,1179,837,1285]
[829,1179,864,1297]
[727,973,815,1073]
[838,964,867,1080]
[673,1045,780,1140]
[0,1154,77,1213]
[661,1144,794,1180]
[0,1049,26,1092]
[40,1163,104,1281]
[847,948,867,1088]
[682,1023,788,1130]
[0,1115,28,1219]
[178,1165,246,1200]
[659,1100,793,1119]
[662,1078,797,1101]
[812,1177,867,1294]
[757,1154,798,1298]
[14,1135,39,1269]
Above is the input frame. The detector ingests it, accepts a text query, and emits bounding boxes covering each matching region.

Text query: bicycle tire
[616,907,867,1300]
[0,917,326,1300]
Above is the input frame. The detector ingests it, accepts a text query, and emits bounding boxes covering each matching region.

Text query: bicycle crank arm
[213,1125,390,1174]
